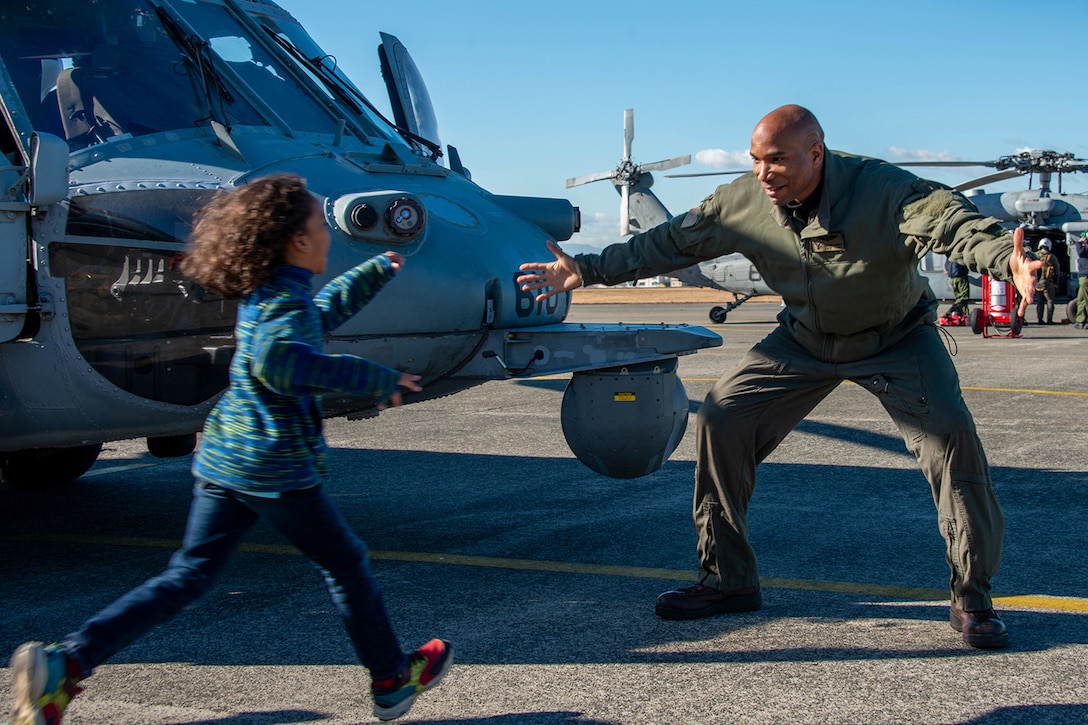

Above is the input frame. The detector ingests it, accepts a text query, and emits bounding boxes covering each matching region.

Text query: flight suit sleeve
[573,192,736,287]
[897,180,1016,281]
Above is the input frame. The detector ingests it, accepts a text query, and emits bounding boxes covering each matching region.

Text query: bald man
[518,105,1041,649]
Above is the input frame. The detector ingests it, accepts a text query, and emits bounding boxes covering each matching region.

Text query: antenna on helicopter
[566,109,691,235]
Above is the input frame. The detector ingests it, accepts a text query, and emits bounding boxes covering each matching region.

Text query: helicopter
[565,108,774,324]
[898,150,1088,300]
[0,0,722,485]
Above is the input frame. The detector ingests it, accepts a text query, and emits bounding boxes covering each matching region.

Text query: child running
[9,173,452,724]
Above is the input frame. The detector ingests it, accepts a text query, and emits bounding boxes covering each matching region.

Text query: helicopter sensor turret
[331,191,427,243]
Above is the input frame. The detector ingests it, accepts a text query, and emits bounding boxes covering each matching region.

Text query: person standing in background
[944,257,971,316]
[1033,239,1060,325]
[1072,232,1088,329]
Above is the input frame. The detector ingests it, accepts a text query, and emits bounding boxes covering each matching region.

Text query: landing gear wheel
[147,433,197,458]
[709,306,728,324]
[1067,300,1078,325]
[1,443,103,485]
[968,308,983,335]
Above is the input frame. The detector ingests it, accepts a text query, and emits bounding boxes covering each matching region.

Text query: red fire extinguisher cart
[968,274,1023,338]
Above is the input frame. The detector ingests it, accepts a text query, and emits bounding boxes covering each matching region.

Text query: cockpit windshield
[0,0,408,153]
[245,4,411,148]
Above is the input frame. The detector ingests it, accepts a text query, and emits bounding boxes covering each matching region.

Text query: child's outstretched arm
[314,251,404,332]
[379,372,423,409]
[252,333,404,402]
[251,307,421,406]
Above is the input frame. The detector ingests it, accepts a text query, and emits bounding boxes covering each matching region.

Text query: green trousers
[1035,281,1057,323]
[693,322,1004,611]
[950,275,970,311]
[1076,279,1088,324]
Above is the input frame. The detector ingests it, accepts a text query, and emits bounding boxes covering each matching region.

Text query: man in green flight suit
[517,104,1041,649]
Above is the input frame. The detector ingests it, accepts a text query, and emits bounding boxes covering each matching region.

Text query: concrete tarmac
[2,300,1087,724]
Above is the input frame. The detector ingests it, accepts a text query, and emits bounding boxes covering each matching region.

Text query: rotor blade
[620,182,630,236]
[641,154,691,173]
[952,169,1023,192]
[566,170,615,188]
[623,108,633,162]
[665,170,749,178]
[896,160,999,168]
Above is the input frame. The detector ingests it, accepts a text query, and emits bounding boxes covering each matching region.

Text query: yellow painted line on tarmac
[10,533,1088,613]
[989,594,1088,611]
[757,576,947,601]
[527,375,1088,397]
[682,378,1088,396]
[960,385,1088,397]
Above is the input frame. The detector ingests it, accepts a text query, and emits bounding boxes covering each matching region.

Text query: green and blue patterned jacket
[192,256,400,493]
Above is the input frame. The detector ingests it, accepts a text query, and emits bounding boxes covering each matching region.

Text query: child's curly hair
[181,174,315,299]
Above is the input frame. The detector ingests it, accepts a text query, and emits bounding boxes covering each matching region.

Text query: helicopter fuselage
[0,0,719,482]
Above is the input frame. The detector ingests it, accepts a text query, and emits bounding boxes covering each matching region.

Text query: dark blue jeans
[62,480,406,680]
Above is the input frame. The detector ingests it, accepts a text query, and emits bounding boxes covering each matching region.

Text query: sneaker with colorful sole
[9,642,83,725]
[371,639,452,721]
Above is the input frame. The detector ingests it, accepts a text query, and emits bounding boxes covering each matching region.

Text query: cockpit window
[0,0,408,152]
[165,0,343,136]
[248,12,408,148]
[0,0,265,149]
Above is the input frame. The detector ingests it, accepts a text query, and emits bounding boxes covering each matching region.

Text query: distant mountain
[555,242,605,257]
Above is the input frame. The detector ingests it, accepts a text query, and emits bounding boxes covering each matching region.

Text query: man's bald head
[749,105,826,205]
[754,105,824,150]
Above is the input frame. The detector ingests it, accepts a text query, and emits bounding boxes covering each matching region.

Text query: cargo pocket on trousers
[864,373,930,445]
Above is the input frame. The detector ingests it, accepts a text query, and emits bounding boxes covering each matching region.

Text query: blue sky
[277,0,1088,248]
